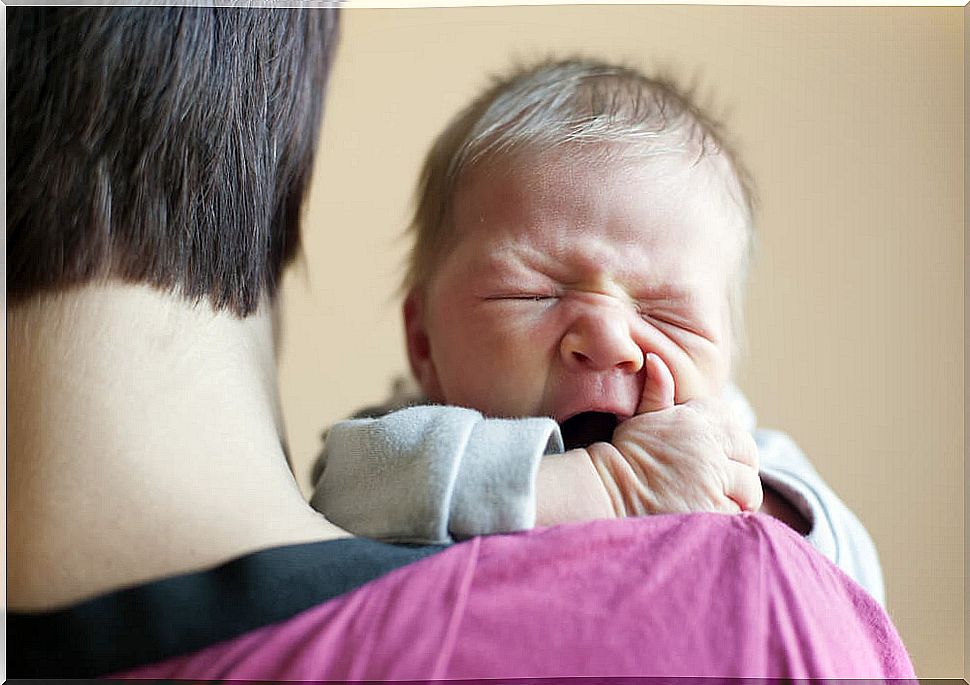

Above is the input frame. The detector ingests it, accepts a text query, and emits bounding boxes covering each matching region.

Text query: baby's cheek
[482,330,558,414]
[672,354,729,403]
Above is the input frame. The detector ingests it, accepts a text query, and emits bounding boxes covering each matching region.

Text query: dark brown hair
[7,7,340,315]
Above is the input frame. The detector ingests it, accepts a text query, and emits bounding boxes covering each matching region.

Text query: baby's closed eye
[639,307,719,343]
[488,294,558,302]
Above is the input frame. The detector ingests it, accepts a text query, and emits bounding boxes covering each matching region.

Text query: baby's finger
[724,460,764,512]
[637,352,675,414]
[726,428,760,471]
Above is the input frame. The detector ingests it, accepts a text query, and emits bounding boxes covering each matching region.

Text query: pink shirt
[117,513,914,680]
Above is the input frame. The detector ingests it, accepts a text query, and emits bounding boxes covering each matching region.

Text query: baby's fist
[590,399,763,517]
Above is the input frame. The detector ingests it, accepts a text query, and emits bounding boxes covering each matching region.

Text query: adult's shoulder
[11,514,914,680]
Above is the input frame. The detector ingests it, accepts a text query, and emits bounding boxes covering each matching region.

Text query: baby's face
[406,149,746,441]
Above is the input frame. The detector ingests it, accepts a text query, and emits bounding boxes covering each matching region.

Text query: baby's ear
[402,289,443,402]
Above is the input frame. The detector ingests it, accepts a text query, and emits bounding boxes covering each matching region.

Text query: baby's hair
[7,7,339,316]
[403,57,757,357]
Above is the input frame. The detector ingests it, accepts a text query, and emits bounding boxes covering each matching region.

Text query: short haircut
[403,57,757,353]
[7,7,340,316]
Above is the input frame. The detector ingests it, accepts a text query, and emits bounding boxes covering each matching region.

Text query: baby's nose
[560,307,644,374]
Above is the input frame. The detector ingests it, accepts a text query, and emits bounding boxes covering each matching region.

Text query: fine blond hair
[403,57,757,356]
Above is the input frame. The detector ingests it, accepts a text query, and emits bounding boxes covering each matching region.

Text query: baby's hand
[588,354,763,517]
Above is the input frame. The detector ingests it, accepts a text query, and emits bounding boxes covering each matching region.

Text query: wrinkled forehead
[452,143,751,253]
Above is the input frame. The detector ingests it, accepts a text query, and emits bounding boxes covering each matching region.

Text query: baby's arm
[534,449,614,525]
[310,361,759,542]
[310,381,883,603]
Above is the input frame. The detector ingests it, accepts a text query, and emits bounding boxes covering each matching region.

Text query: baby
[310,58,884,603]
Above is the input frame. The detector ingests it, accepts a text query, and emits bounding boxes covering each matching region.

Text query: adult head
[6,5,346,612]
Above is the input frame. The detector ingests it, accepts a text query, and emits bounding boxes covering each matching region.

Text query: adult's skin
[8,287,353,609]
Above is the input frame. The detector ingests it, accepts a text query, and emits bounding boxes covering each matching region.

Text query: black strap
[7,537,444,678]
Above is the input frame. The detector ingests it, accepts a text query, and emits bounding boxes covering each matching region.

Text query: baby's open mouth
[559,411,619,450]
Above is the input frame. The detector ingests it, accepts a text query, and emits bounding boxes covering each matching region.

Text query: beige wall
[278,6,964,677]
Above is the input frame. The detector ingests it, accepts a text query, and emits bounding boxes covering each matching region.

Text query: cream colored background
[277,5,964,678]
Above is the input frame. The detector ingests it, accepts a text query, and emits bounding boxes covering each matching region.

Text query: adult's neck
[7,282,347,611]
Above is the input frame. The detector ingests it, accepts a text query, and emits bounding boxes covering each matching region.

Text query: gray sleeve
[757,428,886,606]
[309,405,563,545]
